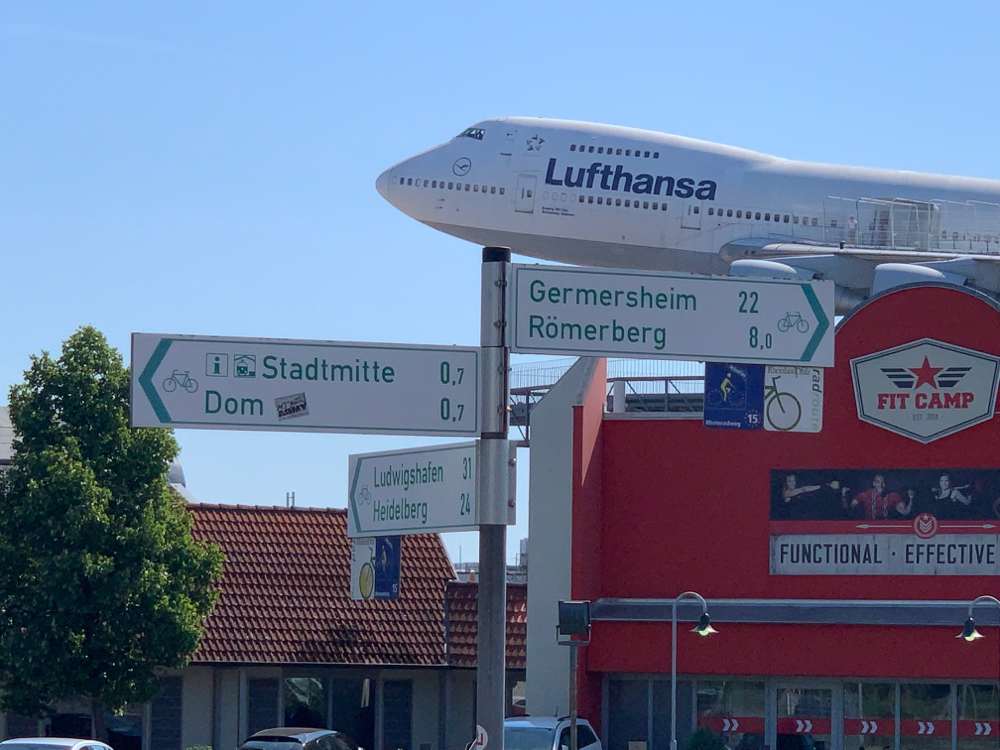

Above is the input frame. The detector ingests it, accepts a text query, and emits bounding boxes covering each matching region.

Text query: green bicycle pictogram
[765,375,801,431]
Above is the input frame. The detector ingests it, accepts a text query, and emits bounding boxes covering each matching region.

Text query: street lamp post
[671,592,718,750]
[957,595,1000,748]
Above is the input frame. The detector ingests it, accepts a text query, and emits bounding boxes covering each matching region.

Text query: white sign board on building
[851,338,1000,443]
[511,265,834,366]
[347,442,479,537]
[130,333,479,436]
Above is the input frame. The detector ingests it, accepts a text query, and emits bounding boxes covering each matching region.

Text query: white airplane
[376,117,1000,312]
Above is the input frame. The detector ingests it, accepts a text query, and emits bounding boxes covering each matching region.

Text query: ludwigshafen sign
[851,339,1000,443]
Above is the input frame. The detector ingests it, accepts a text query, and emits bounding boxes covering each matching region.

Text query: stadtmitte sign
[851,339,1000,443]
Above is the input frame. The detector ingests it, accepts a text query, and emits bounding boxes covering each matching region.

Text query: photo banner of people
[770,469,1000,575]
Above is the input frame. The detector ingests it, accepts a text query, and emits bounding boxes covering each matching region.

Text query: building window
[383,681,414,750]
[285,677,326,727]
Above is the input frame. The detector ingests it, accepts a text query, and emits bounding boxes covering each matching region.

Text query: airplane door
[515,175,536,213]
[501,129,517,157]
[682,202,703,229]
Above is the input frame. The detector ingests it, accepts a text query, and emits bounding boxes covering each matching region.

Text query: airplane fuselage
[377,118,1000,305]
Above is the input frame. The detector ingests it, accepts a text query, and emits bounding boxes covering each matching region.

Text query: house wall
[180,667,214,750]
[216,668,241,750]
[442,672,475,750]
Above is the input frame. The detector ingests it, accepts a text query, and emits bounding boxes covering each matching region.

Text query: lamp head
[958,616,985,641]
[693,612,718,636]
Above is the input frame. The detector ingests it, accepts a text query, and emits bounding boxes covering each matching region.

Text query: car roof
[0,742,111,749]
[504,717,591,729]
[247,729,337,742]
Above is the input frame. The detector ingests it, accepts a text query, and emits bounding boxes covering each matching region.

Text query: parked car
[503,717,602,750]
[238,728,359,750]
[0,739,114,750]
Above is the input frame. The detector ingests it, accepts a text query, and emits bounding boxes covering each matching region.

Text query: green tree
[0,327,223,740]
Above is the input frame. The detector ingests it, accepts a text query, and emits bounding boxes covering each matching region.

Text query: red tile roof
[445,581,527,670]
[188,504,456,666]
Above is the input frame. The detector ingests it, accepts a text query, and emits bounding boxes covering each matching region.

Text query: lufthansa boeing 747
[377,117,1000,312]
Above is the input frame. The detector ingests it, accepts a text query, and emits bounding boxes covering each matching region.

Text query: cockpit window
[457,127,485,141]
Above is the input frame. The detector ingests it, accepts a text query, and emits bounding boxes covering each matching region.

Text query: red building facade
[568,285,1000,750]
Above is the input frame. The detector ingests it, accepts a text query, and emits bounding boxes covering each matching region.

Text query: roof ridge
[188,503,348,514]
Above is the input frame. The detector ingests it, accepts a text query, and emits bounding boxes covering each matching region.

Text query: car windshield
[504,727,555,750]
[3,745,75,750]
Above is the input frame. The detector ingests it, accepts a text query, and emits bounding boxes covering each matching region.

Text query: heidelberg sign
[851,338,1000,443]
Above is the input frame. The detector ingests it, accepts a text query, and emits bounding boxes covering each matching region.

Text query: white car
[504,716,602,750]
[0,739,114,750]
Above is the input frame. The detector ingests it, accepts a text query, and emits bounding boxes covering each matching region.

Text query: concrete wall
[526,358,604,716]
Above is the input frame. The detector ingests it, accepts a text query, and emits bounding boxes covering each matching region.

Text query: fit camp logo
[851,339,1000,443]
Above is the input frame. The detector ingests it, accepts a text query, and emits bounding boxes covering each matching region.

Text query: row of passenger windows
[396,176,505,195]
[705,206,822,226]
[396,175,986,241]
[544,190,669,210]
[570,144,660,159]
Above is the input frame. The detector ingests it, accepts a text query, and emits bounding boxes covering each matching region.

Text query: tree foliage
[0,327,223,732]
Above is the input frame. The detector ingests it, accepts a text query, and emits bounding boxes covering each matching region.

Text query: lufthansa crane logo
[452,158,472,176]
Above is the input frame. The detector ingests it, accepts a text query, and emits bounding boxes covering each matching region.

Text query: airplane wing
[721,239,1000,313]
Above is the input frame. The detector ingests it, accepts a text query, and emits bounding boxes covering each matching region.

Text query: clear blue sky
[4,1,1000,564]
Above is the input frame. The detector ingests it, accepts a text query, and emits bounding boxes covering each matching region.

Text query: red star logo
[909,356,943,389]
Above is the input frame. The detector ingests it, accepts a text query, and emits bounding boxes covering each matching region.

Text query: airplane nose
[376,168,392,201]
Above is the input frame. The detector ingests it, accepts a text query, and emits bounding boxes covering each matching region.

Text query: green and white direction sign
[347,442,478,537]
[511,265,834,366]
[130,333,479,436]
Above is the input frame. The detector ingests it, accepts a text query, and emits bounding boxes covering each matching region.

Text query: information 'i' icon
[206,353,229,377]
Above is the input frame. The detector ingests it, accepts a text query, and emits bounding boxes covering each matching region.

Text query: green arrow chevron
[348,459,365,534]
[138,338,174,423]
[800,285,830,362]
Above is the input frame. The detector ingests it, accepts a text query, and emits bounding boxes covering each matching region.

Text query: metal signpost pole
[477,247,510,750]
